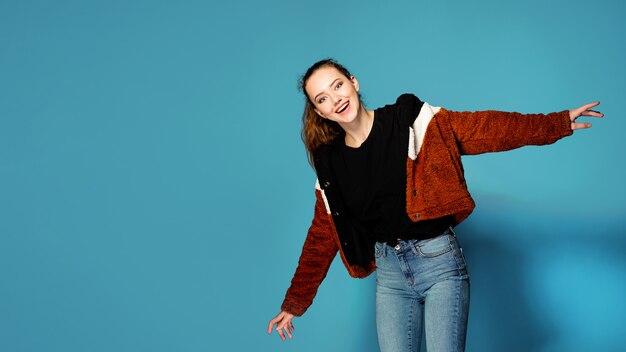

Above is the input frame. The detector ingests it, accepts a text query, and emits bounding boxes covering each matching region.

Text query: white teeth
[337,102,349,113]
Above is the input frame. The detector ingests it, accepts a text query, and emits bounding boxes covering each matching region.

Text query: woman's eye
[318,97,326,104]
[335,82,343,90]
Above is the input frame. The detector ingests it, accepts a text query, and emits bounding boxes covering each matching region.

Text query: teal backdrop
[1,0,625,351]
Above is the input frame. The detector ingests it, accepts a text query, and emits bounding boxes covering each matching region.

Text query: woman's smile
[336,101,350,114]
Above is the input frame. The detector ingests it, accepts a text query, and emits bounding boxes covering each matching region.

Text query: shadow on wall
[458,219,626,352]
[460,227,554,352]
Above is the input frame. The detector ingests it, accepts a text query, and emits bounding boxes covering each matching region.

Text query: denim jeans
[375,228,470,352]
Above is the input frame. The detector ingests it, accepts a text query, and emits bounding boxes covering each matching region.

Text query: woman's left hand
[569,102,604,130]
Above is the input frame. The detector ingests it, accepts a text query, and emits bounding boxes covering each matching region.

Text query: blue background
[1,0,625,351]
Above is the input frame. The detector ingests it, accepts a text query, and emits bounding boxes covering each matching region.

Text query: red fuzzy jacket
[281,94,573,316]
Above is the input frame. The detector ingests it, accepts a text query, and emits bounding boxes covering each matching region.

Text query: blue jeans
[375,228,470,352]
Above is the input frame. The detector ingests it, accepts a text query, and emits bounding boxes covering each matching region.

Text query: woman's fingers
[569,102,603,130]
[570,101,602,120]
[283,324,293,339]
[268,311,295,341]
[581,109,604,117]
[571,122,592,130]
[267,312,284,334]
[267,318,276,334]
[276,321,292,340]
[580,101,600,111]
[277,325,286,340]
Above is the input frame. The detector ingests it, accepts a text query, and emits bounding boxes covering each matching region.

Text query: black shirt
[329,97,452,243]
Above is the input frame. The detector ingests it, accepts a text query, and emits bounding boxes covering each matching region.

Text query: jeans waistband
[389,226,455,248]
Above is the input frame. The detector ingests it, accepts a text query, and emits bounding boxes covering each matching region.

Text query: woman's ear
[314,108,324,118]
[351,76,360,92]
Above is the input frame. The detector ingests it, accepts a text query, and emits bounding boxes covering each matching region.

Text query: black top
[329,97,452,243]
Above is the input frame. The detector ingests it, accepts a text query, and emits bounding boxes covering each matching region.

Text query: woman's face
[305,66,361,124]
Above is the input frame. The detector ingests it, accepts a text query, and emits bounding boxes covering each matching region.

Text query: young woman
[267,59,602,352]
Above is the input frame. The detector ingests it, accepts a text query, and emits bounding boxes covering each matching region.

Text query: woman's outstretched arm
[267,189,339,341]
[439,101,603,155]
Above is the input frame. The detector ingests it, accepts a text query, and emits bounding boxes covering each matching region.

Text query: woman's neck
[340,107,375,148]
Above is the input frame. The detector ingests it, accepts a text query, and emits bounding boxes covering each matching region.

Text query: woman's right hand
[267,311,296,341]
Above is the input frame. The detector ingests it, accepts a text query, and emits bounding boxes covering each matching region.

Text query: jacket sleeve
[440,108,573,155]
[281,190,339,316]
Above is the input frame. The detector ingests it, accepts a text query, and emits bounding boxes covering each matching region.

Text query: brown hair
[299,58,358,168]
